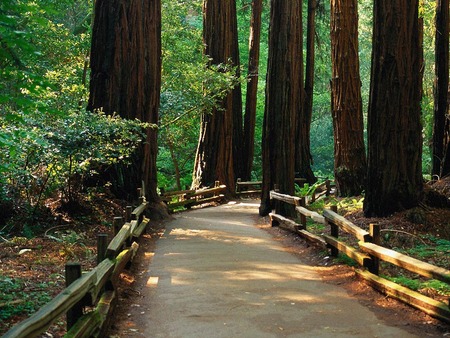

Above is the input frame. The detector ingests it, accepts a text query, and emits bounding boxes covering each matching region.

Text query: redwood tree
[293,0,315,185]
[330,0,366,196]
[432,0,450,178]
[304,0,316,138]
[192,0,243,194]
[242,0,263,181]
[88,0,161,202]
[364,0,423,217]
[260,0,302,217]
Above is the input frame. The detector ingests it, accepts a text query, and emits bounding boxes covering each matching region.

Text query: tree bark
[260,0,302,217]
[293,0,316,185]
[88,0,161,202]
[432,0,450,178]
[242,0,263,181]
[364,0,423,217]
[304,0,316,143]
[192,0,242,194]
[330,0,367,196]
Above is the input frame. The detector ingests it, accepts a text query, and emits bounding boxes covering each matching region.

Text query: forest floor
[0,179,450,336]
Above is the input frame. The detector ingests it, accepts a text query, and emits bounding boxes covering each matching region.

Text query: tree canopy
[1,0,448,227]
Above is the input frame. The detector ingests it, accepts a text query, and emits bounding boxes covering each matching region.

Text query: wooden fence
[235,178,324,198]
[3,195,150,338]
[269,190,450,324]
[161,182,226,212]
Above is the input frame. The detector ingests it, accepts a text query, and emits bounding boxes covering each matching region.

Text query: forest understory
[0,179,449,336]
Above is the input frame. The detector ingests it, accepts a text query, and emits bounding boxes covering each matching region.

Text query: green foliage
[295,182,317,197]
[336,254,358,267]
[421,279,450,296]
[337,196,364,213]
[0,275,53,321]
[404,235,450,267]
[159,0,245,190]
[0,1,148,231]
[385,275,422,291]
[384,275,450,297]
[1,110,147,209]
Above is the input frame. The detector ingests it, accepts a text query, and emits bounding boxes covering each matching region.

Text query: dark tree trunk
[242,0,263,181]
[330,0,367,196]
[260,0,302,217]
[192,0,242,194]
[304,0,316,143]
[432,0,450,178]
[293,0,315,185]
[87,0,161,202]
[364,0,423,217]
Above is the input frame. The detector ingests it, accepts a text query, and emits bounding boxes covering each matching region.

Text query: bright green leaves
[159,0,245,189]
[0,110,147,206]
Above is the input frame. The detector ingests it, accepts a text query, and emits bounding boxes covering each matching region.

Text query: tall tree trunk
[364,0,423,217]
[260,0,302,217]
[192,0,242,194]
[432,0,450,178]
[330,0,366,196]
[298,0,317,185]
[242,0,263,181]
[88,0,161,202]
[293,0,315,185]
[304,0,316,140]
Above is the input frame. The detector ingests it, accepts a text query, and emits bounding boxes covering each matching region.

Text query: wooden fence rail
[161,182,226,212]
[3,195,150,338]
[269,190,450,324]
[235,179,262,195]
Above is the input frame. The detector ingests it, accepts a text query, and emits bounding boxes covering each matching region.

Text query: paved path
[135,201,418,337]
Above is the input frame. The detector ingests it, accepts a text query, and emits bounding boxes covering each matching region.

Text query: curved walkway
[134,201,418,337]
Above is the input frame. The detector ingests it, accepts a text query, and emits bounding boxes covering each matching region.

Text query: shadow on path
[115,201,421,337]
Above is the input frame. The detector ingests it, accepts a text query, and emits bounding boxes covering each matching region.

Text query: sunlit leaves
[159,0,244,189]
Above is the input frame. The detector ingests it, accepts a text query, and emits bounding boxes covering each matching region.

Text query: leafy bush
[1,110,147,210]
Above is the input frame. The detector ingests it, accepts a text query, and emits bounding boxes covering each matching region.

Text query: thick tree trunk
[432,0,450,178]
[88,0,161,202]
[192,0,242,194]
[260,0,302,217]
[242,0,263,181]
[330,0,366,196]
[364,0,423,217]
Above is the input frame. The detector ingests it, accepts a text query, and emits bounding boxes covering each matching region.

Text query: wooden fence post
[125,206,133,222]
[326,179,331,196]
[329,205,339,257]
[369,223,381,275]
[97,234,108,265]
[299,197,307,229]
[272,185,279,213]
[65,263,83,330]
[138,188,145,204]
[113,217,123,236]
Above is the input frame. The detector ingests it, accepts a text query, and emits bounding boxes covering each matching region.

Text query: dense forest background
[158,0,439,189]
[0,0,447,230]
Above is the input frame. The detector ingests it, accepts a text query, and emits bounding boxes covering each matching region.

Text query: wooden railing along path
[269,190,450,324]
[161,181,226,212]
[3,193,150,338]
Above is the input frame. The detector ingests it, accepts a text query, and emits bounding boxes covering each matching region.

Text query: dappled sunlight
[225,201,261,208]
[222,262,322,282]
[146,276,159,287]
[176,215,252,228]
[168,227,279,248]
[274,291,323,304]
